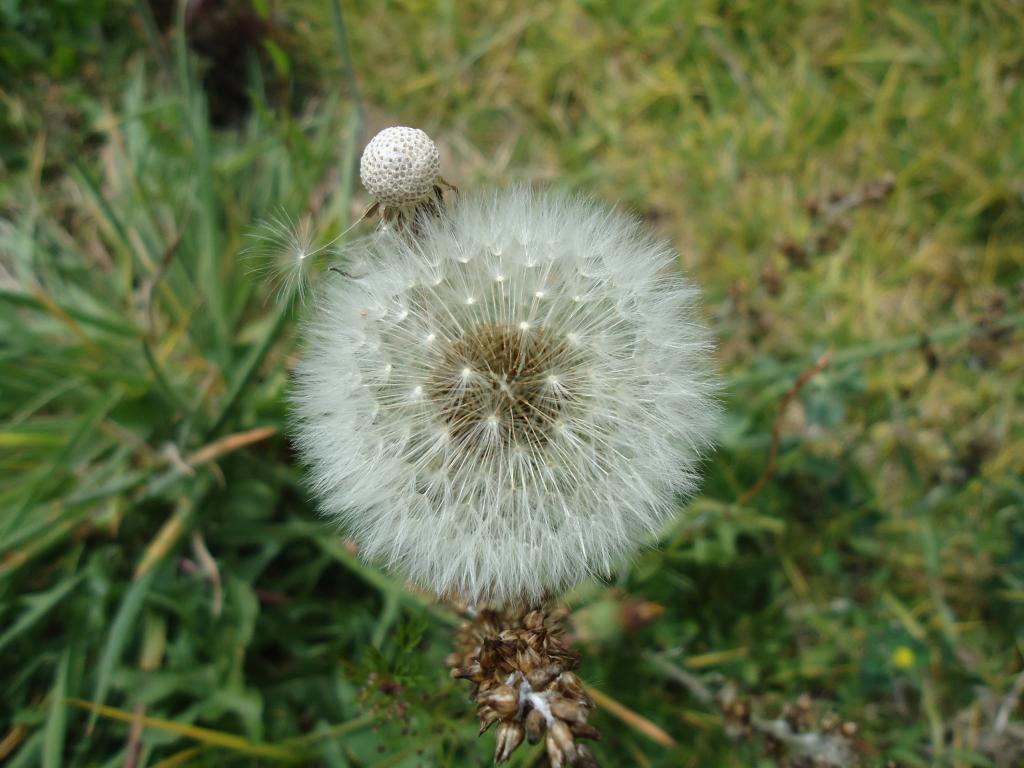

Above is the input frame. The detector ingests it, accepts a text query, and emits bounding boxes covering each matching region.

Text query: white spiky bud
[359,126,441,208]
[292,187,719,606]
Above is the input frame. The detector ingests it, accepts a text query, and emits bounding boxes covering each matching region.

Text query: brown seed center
[428,324,579,449]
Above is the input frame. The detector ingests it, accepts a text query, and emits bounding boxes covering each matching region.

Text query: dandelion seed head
[360,126,441,208]
[292,187,720,605]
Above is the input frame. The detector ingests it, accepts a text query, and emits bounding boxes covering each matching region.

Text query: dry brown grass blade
[149,746,204,768]
[134,499,191,581]
[185,426,277,467]
[585,684,677,748]
[0,725,28,761]
[66,699,300,761]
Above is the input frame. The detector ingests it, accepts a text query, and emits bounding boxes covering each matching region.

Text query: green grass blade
[43,648,71,768]
[0,572,86,654]
[87,565,160,732]
[69,699,305,762]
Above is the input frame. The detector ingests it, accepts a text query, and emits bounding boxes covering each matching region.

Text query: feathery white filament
[244,210,335,304]
[292,187,719,605]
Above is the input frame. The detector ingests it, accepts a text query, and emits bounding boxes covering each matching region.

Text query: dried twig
[650,654,860,767]
[124,702,147,768]
[737,349,832,507]
[749,713,857,767]
[780,173,896,268]
[642,651,714,706]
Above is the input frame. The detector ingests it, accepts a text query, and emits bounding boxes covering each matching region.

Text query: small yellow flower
[891,646,916,670]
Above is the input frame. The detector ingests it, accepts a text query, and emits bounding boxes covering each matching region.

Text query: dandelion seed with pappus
[244,209,338,305]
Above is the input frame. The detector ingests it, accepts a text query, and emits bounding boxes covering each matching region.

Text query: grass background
[2,1,1023,765]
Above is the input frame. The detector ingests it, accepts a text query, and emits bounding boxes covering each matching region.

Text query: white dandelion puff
[292,186,720,606]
